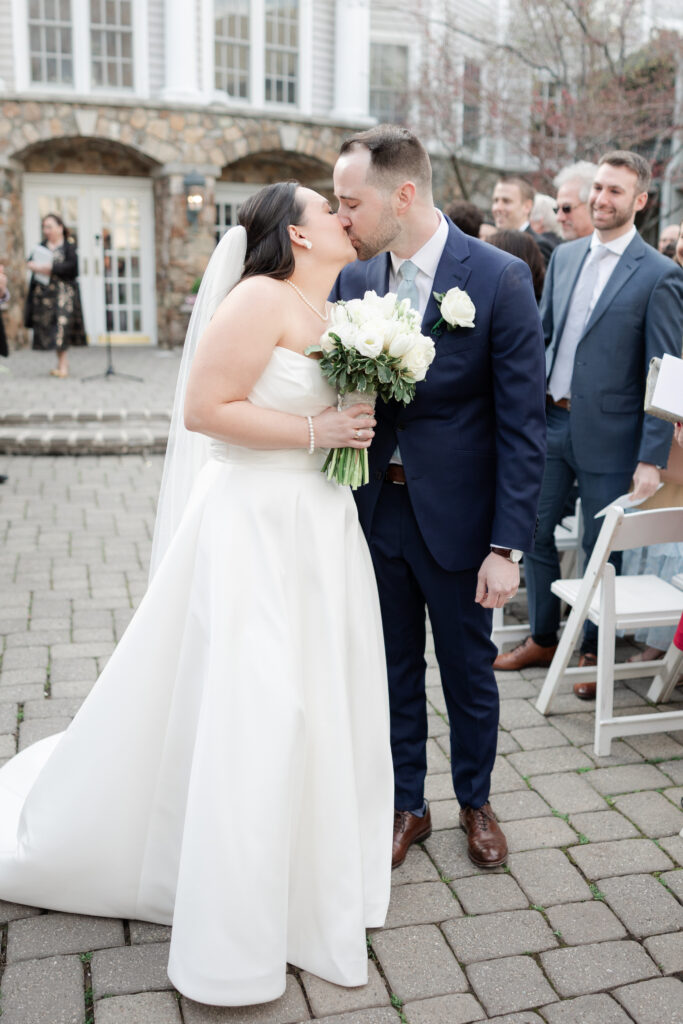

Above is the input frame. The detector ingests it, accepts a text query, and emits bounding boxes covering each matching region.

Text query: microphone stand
[82,231,143,383]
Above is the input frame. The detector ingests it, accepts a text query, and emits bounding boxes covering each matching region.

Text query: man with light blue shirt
[494,151,683,696]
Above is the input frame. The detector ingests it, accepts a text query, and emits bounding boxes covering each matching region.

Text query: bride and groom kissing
[0,125,547,1008]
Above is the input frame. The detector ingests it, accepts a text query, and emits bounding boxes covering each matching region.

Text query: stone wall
[0,98,350,349]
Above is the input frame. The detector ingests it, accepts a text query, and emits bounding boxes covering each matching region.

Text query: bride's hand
[313,404,376,448]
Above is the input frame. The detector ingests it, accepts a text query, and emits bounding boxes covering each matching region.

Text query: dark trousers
[369,482,499,811]
[524,405,634,653]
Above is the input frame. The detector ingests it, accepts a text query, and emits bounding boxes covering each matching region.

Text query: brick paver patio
[1,349,682,1022]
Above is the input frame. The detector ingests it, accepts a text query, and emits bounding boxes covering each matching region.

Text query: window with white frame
[90,0,133,89]
[215,0,250,99]
[215,183,261,244]
[264,1,298,105]
[28,0,74,86]
[462,60,481,150]
[369,43,409,124]
[213,0,300,107]
[20,0,144,93]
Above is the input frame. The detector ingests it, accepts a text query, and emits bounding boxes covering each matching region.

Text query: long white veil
[149,225,248,581]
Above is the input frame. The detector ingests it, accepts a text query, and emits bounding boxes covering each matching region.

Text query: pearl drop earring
[302,239,312,250]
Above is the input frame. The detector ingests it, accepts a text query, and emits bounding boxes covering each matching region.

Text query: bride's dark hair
[239,182,306,282]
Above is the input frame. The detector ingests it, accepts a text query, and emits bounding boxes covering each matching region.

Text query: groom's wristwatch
[490,546,523,563]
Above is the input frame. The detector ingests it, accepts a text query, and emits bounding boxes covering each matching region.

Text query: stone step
[0,409,170,455]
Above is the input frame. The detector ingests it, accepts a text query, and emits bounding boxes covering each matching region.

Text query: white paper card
[649,353,683,422]
[595,483,664,518]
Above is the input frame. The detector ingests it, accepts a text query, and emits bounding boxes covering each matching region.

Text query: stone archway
[220,150,334,193]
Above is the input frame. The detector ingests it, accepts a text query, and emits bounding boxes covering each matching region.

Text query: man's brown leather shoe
[392,805,432,869]
[493,635,557,671]
[459,802,508,867]
[573,652,598,700]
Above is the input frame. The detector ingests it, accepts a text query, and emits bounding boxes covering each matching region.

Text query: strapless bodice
[209,346,336,471]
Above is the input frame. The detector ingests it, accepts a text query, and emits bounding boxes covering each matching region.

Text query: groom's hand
[475,553,520,609]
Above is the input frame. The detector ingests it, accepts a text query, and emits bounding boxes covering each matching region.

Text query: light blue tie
[396,259,419,311]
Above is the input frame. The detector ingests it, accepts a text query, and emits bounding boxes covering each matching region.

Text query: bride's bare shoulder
[214,275,284,321]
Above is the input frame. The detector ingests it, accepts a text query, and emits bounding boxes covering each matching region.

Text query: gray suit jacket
[540,232,683,473]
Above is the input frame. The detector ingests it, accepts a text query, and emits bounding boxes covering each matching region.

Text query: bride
[0,182,393,1006]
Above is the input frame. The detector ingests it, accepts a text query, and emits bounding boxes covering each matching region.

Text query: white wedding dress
[0,346,393,1006]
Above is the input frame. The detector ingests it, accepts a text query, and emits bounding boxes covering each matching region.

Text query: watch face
[510,549,523,563]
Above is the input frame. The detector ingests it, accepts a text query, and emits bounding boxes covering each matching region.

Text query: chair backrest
[611,506,683,552]
[580,505,683,587]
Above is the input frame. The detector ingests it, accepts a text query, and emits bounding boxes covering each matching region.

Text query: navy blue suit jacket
[331,218,547,572]
[541,232,683,473]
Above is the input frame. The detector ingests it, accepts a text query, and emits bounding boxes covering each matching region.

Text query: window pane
[370,43,409,124]
[215,0,250,99]
[264,0,298,106]
[29,0,73,85]
[90,0,133,90]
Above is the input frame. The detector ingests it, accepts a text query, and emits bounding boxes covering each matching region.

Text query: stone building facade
[0,0,422,349]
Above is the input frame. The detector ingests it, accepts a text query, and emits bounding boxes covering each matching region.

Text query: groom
[332,126,546,868]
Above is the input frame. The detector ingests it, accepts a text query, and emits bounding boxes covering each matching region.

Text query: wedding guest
[0,265,7,484]
[26,213,86,378]
[658,223,680,258]
[488,229,546,302]
[553,162,598,241]
[0,264,8,358]
[530,193,562,256]
[491,176,554,265]
[494,151,683,700]
[444,200,484,238]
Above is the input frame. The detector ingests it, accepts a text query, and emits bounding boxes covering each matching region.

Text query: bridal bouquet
[306,291,436,489]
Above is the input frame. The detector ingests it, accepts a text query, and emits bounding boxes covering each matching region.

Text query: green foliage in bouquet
[306,336,418,407]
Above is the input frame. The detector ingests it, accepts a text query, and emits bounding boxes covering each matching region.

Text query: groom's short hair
[339,125,432,194]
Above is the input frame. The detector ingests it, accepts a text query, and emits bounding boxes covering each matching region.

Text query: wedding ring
[354,429,362,439]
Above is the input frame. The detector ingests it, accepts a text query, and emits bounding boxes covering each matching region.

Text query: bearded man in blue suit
[494,151,683,699]
[332,126,547,868]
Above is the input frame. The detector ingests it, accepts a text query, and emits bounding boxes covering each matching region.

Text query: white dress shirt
[582,225,636,322]
[389,213,449,318]
[388,214,448,466]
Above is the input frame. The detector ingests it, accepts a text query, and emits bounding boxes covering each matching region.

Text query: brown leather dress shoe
[392,804,432,869]
[459,802,508,867]
[573,652,598,700]
[493,635,557,671]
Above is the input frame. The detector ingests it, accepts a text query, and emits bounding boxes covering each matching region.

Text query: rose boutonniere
[432,287,476,336]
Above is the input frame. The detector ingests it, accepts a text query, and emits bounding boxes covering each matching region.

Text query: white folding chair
[491,498,584,651]
[535,505,683,755]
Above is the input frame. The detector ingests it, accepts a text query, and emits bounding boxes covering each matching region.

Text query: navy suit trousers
[369,481,499,810]
[524,405,634,651]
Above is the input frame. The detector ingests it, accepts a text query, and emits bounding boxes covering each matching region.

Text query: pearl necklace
[285,279,329,322]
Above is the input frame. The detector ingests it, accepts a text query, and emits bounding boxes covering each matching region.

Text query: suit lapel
[546,238,591,378]
[581,233,645,337]
[366,252,391,297]
[423,220,471,332]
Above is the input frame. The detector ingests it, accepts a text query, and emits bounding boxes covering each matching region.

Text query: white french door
[23,174,157,345]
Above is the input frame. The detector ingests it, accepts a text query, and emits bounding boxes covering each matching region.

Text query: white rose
[440,287,476,328]
[344,298,365,323]
[388,329,415,359]
[319,327,337,352]
[328,301,350,327]
[354,319,386,358]
[337,322,361,351]
[402,336,436,381]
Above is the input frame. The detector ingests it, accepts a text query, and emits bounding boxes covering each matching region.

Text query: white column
[331,0,371,122]
[161,0,200,102]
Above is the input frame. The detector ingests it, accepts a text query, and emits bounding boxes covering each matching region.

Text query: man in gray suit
[494,150,683,694]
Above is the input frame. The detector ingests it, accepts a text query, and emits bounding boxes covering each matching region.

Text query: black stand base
[81,339,143,383]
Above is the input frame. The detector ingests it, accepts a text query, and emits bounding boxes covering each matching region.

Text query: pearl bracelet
[306,415,315,455]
